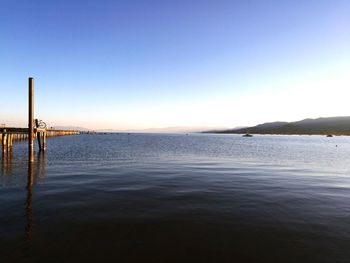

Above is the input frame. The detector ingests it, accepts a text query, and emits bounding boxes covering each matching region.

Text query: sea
[1,133,350,262]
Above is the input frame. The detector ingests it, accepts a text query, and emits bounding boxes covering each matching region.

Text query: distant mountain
[212,116,350,135]
[52,126,90,131]
[98,126,229,133]
[203,126,248,133]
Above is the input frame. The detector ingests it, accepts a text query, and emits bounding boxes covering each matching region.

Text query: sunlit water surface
[1,134,350,262]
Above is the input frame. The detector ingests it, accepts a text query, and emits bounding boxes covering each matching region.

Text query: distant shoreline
[203,116,350,136]
[203,132,350,136]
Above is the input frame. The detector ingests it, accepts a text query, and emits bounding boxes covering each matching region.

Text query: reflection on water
[35,151,46,184]
[1,149,13,176]
[26,155,34,241]
[1,148,46,242]
[26,151,46,241]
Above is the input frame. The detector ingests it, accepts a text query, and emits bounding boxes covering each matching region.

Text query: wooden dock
[0,128,79,152]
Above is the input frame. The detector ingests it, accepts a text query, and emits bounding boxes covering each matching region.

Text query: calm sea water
[1,133,350,262]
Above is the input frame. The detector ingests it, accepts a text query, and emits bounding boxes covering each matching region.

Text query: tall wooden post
[28,78,34,162]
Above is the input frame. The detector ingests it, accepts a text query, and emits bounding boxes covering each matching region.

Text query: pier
[1,78,80,158]
[0,128,79,151]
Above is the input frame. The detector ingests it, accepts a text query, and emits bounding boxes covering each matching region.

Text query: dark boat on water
[242,133,253,137]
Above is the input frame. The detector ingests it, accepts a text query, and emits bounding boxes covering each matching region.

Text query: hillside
[214,116,350,135]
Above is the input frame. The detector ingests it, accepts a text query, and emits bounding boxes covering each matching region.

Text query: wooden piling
[37,131,41,150]
[43,131,47,150]
[8,134,13,150]
[2,132,7,153]
[28,78,34,162]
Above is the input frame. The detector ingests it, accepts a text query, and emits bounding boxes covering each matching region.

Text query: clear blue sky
[1,0,349,130]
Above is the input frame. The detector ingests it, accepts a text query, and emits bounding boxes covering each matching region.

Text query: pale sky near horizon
[1,0,350,130]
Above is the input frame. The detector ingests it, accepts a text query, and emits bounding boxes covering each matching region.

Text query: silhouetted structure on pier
[0,78,79,158]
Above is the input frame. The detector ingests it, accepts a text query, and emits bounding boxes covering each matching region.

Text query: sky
[1,0,349,131]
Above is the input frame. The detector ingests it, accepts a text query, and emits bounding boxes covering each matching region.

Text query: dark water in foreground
[1,134,350,262]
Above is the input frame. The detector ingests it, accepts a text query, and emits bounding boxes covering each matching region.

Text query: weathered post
[2,132,7,153]
[37,131,42,150]
[28,78,34,162]
[8,134,13,151]
[43,131,47,150]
